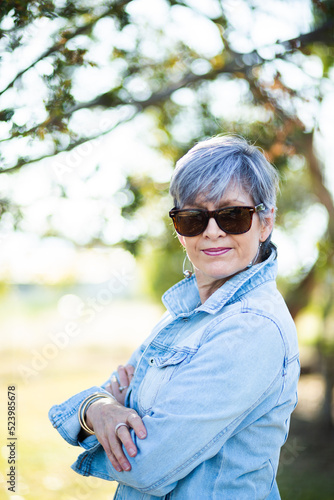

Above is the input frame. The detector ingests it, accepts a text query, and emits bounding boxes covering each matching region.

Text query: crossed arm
[84,364,147,473]
[50,314,288,496]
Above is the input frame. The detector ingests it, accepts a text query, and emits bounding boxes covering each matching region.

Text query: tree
[1,0,334,423]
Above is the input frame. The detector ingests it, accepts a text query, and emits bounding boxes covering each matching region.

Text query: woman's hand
[86,397,147,472]
[105,364,135,405]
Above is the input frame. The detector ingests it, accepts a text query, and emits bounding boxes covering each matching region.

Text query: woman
[49,135,299,499]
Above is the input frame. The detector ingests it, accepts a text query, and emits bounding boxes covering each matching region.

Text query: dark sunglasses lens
[173,211,207,236]
[216,207,252,234]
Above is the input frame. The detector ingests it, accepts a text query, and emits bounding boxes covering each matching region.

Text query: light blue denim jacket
[49,248,299,499]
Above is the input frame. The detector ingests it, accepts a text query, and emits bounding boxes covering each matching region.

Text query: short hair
[169,135,280,257]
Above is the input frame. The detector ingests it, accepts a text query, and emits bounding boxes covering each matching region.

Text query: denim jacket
[49,248,299,499]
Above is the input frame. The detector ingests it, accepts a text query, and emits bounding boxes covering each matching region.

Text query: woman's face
[177,185,274,289]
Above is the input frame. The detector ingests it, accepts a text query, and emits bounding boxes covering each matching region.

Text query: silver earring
[247,243,262,269]
[183,254,194,278]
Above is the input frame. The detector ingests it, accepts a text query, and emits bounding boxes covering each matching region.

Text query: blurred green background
[0,0,334,498]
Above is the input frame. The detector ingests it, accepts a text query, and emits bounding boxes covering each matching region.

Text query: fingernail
[123,463,131,471]
[116,465,122,472]
[139,431,146,438]
[129,447,136,456]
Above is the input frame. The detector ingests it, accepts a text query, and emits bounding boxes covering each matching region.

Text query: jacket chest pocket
[137,350,195,414]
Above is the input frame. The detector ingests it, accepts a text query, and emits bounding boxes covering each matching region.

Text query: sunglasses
[169,204,265,237]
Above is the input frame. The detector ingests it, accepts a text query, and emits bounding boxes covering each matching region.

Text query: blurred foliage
[140,223,185,300]
[0,0,334,425]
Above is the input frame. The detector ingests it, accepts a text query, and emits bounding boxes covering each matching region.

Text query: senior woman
[49,135,299,499]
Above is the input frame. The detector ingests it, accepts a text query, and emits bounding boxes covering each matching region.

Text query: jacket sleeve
[48,343,145,450]
[48,386,109,451]
[71,313,288,496]
[49,313,172,448]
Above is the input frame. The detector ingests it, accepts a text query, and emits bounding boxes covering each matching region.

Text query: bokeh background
[0,0,334,498]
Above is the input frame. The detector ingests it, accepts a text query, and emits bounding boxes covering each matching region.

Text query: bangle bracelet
[79,396,102,434]
[78,392,115,435]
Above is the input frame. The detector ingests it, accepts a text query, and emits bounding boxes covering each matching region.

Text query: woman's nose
[202,216,226,238]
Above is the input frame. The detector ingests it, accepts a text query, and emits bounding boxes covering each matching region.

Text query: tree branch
[71,19,334,113]
[279,19,334,49]
[0,0,133,96]
[1,21,332,173]
[0,107,138,174]
[284,131,334,319]
[303,132,334,237]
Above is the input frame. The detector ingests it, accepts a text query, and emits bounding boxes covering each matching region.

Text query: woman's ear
[177,233,187,248]
[260,207,275,242]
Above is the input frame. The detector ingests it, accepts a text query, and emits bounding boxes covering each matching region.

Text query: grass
[0,344,333,500]
[277,417,334,500]
[0,346,129,500]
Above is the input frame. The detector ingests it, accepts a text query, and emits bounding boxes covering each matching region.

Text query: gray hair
[169,135,280,257]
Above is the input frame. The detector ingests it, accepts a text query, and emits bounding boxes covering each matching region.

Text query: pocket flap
[154,351,189,368]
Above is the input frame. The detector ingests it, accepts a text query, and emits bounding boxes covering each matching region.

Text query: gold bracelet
[78,392,115,435]
[79,396,101,434]
[79,393,115,434]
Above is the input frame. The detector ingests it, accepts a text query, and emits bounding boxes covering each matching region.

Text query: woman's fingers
[110,376,121,398]
[105,419,139,471]
[107,412,147,471]
[87,399,146,472]
[125,364,135,380]
[101,440,124,472]
[108,432,132,471]
[118,365,129,388]
[128,411,147,439]
[106,364,135,402]
[93,419,132,471]
[104,382,113,395]
[116,425,137,460]
[101,429,131,472]
[114,416,146,470]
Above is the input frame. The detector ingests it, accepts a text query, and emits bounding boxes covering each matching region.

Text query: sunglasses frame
[169,203,265,237]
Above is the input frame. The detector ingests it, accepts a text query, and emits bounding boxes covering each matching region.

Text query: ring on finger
[115,422,129,435]
[118,385,128,393]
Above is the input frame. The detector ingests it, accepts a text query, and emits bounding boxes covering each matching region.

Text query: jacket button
[183,317,189,322]
[149,357,154,365]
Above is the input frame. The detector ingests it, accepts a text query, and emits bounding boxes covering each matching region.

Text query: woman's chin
[195,262,245,283]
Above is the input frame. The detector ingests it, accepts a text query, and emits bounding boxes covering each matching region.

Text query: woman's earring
[183,254,194,278]
[247,242,262,268]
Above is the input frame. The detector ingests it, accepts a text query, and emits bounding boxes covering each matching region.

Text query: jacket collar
[162,246,277,317]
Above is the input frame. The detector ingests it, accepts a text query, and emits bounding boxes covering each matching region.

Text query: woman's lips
[202,247,231,256]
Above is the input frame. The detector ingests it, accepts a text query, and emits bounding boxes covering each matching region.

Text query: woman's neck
[196,274,227,304]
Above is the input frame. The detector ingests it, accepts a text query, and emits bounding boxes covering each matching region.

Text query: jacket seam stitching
[199,309,286,354]
[241,309,288,359]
